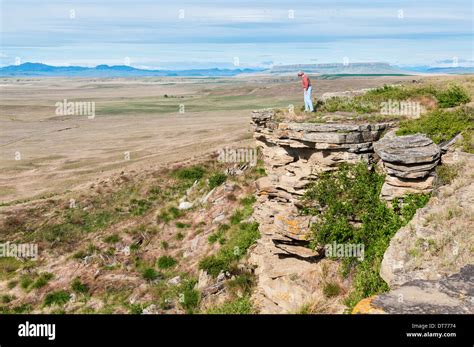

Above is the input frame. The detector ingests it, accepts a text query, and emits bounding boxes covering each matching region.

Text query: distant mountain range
[269,62,410,75]
[397,65,474,74]
[0,63,263,77]
[1,62,472,77]
[270,62,474,75]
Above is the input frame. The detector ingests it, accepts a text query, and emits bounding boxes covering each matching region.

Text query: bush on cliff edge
[302,162,430,310]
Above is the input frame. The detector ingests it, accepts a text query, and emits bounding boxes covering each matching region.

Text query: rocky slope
[0,157,262,314]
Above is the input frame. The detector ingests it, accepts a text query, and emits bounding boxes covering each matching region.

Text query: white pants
[304,86,314,112]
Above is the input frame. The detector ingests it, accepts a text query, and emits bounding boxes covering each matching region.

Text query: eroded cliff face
[249,110,392,313]
[249,109,472,314]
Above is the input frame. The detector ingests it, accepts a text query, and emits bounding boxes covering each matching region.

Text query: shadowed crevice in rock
[272,239,323,262]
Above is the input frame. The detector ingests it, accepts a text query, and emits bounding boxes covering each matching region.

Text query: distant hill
[269,62,411,75]
[400,65,474,74]
[0,63,263,77]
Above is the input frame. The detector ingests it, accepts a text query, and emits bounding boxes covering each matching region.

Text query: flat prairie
[0,74,469,204]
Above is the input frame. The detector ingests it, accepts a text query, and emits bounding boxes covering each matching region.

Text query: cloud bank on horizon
[0,0,472,69]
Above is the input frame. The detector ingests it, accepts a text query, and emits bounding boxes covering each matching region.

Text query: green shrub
[129,199,152,216]
[209,172,227,189]
[43,290,70,307]
[208,227,227,245]
[128,303,145,314]
[20,275,34,290]
[142,268,160,281]
[206,296,253,314]
[229,199,254,225]
[226,272,255,295]
[157,256,177,269]
[240,195,256,207]
[174,166,206,181]
[169,207,183,219]
[1,294,14,304]
[178,279,200,313]
[0,257,23,280]
[71,278,89,294]
[7,280,18,289]
[436,85,470,108]
[175,222,190,229]
[157,206,183,223]
[199,222,260,277]
[364,84,437,102]
[397,108,473,147]
[1,303,32,314]
[208,224,230,244]
[323,282,341,298]
[230,210,244,225]
[104,234,120,244]
[198,256,227,277]
[302,162,430,309]
[31,273,54,289]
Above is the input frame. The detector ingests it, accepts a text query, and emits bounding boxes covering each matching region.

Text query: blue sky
[0,0,472,68]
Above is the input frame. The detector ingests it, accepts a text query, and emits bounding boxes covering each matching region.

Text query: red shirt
[301,74,311,89]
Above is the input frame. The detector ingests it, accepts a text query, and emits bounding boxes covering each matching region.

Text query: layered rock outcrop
[374,133,441,200]
[249,109,391,312]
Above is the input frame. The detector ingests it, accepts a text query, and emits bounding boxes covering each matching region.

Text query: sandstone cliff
[249,110,391,313]
[249,108,473,314]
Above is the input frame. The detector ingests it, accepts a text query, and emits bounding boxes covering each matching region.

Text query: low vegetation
[435,163,463,186]
[302,162,430,310]
[156,255,177,269]
[199,195,259,277]
[199,222,259,277]
[43,290,70,307]
[321,84,470,115]
[208,224,229,245]
[206,295,253,314]
[397,107,473,152]
[208,172,227,189]
[71,278,89,294]
[323,282,341,298]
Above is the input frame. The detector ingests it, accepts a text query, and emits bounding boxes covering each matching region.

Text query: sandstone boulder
[354,265,474,314]
[374,134,441,200]
[374,134,441,165]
